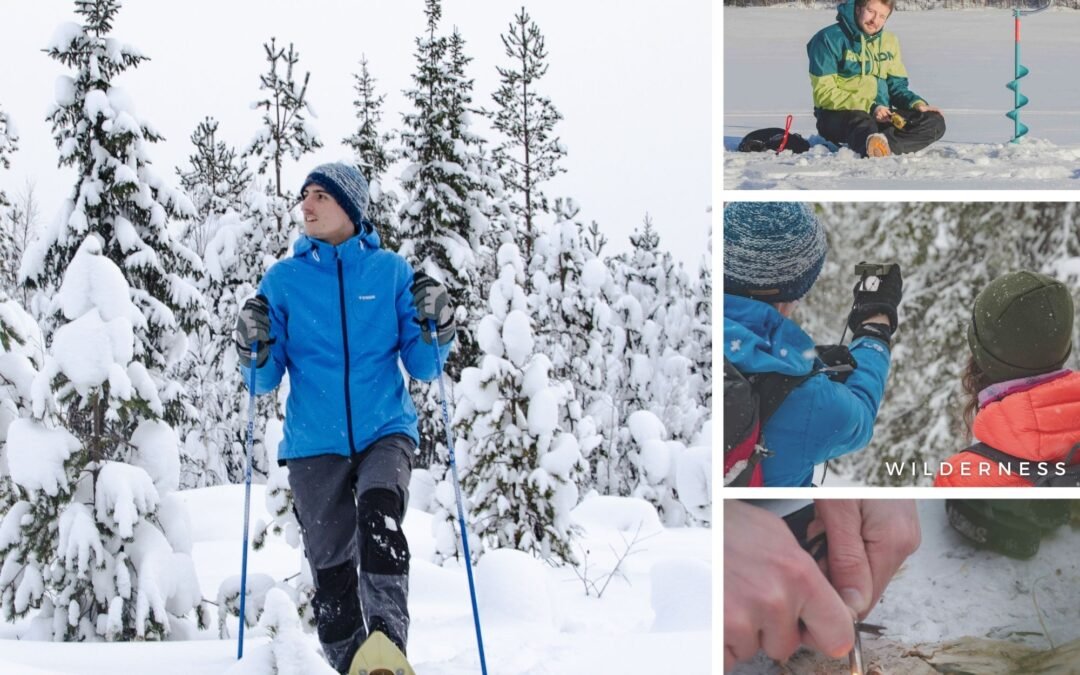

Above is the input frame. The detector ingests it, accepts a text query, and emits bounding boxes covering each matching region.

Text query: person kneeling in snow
[723,202,898,487]
[234,162,455,673]
[935,271,1080,488]
[807,0,945,158]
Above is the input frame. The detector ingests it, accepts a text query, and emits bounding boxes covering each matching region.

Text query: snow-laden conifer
[489,7,566,257]
[7,1,206,637]
[447,241,584,565]
[4,235,201,640]
[398,0,497,466]
[343,56,402,252]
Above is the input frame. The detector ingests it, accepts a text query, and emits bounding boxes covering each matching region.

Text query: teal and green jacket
[807,1,926,113]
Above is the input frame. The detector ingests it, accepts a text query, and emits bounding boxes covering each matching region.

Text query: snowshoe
[347,631,415,675]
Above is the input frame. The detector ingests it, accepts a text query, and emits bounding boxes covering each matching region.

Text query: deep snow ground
[731,499,1080,673]
[723,8,1080,189]
[0,486,712,674]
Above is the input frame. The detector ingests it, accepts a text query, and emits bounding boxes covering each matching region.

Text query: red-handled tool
[776,114,793,154]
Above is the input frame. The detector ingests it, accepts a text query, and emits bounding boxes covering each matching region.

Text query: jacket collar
[292,227,382,266]
[978,369,1071,408]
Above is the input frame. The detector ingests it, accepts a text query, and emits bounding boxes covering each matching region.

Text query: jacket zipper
[337,257,357,454]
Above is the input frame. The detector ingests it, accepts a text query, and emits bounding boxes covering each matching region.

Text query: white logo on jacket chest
[359,294,376,301]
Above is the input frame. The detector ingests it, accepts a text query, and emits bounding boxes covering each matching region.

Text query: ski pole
[237,341,258,660]
[428,322,488,675]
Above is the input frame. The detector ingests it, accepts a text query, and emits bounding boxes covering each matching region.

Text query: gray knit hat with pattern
[301,163,370,233]
[723,202,828,302]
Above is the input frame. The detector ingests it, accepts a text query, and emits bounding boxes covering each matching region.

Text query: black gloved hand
[847,263,903,340]
[815,344,858,383]
[234,295,272,367]
[411,272,455,345]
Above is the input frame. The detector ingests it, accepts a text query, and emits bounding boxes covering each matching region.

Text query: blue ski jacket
[723,294,891,487]
[240,228,452,462]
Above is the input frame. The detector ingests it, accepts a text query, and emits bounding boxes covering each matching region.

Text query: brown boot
[866,133,892,158]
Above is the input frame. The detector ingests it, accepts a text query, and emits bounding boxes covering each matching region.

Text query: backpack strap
[965,442,1080,487]
[752,370,816,426]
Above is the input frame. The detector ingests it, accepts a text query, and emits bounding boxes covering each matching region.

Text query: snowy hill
[0,485,711,674]
[723,8,1080,188]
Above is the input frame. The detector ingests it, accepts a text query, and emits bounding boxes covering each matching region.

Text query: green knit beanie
[968,271,1074,384]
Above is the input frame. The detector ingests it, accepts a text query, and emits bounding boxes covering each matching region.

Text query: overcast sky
[0,0,711,270]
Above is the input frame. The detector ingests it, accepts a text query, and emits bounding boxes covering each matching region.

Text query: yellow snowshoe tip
[348,631,416,675]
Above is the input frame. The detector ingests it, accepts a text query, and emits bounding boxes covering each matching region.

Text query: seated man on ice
[807,0,945,158]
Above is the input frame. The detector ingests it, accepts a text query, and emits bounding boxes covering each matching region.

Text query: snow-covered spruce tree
[600,216,707,513]
[1,181,41,311]
[526,198,606,485]
[446,241,584,565]
[0,105,20,297]
[176,116,252,258]
[343,56,402,252]
[24,0,205,431]
[2,236,201,640]
[174,117,254,487]
[9,1,205,639]
[244,36,321,261]
[691,219,712,416]
[0,291,44,511]
[398,1,495,466]
[489,7,566,263]
[0,104,16,212]
[803,203,1080,486]
[597,217,660,495]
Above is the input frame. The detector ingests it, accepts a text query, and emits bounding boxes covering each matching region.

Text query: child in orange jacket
[935,271,1080,487]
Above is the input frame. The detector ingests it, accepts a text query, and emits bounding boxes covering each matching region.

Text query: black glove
[411,272,455,345]
[234,295,272,367]
[815,344,858,383]
[847,263,903,342]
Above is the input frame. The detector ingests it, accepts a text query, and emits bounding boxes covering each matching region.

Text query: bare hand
[724,502,855,672]
[873,106,892,123]
[915,103,943,115]
[811,500,921,619]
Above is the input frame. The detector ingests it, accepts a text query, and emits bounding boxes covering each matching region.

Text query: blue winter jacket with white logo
[724,294,891,487]
[240,228,452,461]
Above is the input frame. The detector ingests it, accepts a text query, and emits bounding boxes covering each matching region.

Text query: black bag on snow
[736,127,811,154]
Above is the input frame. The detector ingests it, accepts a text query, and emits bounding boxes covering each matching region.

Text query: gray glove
[411,272,455,345]
[234,295,272,367]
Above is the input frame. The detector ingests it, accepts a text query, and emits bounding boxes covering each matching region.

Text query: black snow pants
[287,434,414,674]
[815,108,946,157]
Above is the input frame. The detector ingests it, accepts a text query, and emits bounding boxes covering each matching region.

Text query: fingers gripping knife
[785,506,884,674]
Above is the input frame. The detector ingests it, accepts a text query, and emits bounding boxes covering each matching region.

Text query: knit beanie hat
[723,202,827,302]
[300,163,370,233]
[968,270,1074,384]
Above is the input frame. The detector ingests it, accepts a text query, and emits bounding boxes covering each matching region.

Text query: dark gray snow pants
[287,434,414,673]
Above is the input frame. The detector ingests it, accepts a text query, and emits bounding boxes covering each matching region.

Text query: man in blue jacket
[234,163,454,673]
[723,202,899,487]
